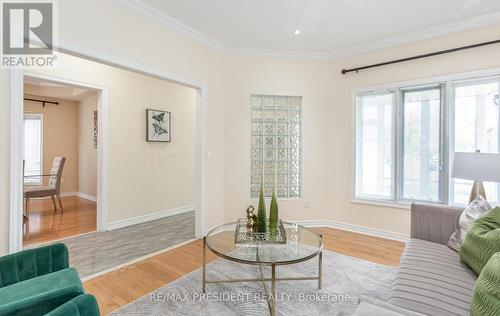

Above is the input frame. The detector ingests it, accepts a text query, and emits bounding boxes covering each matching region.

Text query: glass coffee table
[202,222,324,316]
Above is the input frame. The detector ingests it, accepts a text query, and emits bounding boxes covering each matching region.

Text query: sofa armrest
[354,296,426,316]
[46,294,100,316]
[0,243,68,288]
[410,203,462,244]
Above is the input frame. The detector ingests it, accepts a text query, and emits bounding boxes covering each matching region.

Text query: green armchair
[0,243,99,316]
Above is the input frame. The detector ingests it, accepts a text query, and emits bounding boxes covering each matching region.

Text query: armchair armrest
[410,203,462,244]
[0,243,68,288]
[46,294,100,316]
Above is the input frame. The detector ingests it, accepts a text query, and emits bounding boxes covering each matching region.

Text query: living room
[1,1,500,315]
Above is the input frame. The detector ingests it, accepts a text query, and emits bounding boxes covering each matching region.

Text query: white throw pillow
[447,196,492,252]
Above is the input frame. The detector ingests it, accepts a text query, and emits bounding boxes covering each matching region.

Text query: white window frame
[23,113,44,186]
[351,67,500,209]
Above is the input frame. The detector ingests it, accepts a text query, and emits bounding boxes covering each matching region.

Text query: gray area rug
[28,211,195,278]
[111,250,396,316]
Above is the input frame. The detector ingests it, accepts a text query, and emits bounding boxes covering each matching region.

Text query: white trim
[9,38,209,253]
[22,113,43,186]
[195,88,206,239]
[350,198,410,210]
[9,70,24,254]
[76,192,97,202]
[55,39,206,239]
[113,0,226,52]
[115,0,500,60]
[331,11,500,58]
[22,72,109,234]
[226,47,332,61]
[10,72,109,253]
[203,220,408,242]
[352,67,500,96]
[350,66,500,210]
[291,220,409,242]
[108,205,195,231]
[81,238,196,281]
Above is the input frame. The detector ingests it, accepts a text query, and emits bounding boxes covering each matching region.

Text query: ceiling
[129,0,500,57]
[24,77,96,101]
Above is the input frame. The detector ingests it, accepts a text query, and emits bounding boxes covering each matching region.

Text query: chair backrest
[48,157,65,193]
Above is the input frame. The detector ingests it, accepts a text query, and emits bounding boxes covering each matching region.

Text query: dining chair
[24,157,66,216]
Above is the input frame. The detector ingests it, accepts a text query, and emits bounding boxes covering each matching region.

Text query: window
[251,95,302,198]
[451,78,500,204]
[400,86,443,202]
[354,74,500,206]
[24,114,43,185]
[355,92,394,200]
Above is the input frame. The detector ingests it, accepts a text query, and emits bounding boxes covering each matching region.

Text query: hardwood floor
[84,227,405,315]
[23,196,97,246]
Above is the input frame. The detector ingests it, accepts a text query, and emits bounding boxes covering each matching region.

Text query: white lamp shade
[452,152,500,182]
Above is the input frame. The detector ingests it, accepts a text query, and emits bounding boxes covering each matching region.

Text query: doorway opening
[11,50,205,277]
[22,76,99,246]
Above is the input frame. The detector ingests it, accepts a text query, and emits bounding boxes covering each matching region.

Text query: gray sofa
[355,203,477,316]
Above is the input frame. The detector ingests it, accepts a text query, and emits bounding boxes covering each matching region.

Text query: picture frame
[146,109,171,142]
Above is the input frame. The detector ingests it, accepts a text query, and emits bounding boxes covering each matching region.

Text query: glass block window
[251,95,302,198]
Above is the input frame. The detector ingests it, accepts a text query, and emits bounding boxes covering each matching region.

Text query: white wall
[2,0,500,254]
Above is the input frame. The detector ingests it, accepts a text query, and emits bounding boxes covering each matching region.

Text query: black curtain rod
[341,39,500,75]
[24,97,59,107]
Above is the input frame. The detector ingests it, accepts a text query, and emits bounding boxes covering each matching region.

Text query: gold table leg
[271,263,276,316]
[318,250,323,289]
[202,237,206,293]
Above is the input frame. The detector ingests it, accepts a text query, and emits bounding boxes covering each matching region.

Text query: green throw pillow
[460,207,500,275]
[471,252,500,316]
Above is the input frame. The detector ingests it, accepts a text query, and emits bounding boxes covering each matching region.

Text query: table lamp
[452,151,500,203]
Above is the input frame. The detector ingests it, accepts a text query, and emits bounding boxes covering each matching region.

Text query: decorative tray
[234,218,287,244]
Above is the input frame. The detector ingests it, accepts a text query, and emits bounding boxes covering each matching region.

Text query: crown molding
[114,0,227,52]
[115,0,500,61]
[114,0,331,60]
[226,47,332,60]
[330,11,500,59]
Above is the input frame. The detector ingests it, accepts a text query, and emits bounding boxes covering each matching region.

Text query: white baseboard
[75,192,97,202]
[291,219,409,242]
[203,220,408,242]
[28,191,97,202]
[108,204,195,230]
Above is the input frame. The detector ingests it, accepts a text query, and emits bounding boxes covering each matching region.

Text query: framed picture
[146,109,171,142]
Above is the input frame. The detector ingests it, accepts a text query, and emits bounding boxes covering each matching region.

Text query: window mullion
[441,82,451,205]
[395,89,402,204]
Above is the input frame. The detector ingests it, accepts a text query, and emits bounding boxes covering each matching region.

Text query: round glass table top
[205,221,323,265]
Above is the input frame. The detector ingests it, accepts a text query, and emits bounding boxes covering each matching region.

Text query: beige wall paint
[25,52,197,223]
[327,23,500,235]
[78,95,98,197]
[0,0,225,254]
[24,93,80,193]
[2,0,500,254]
[224,55,334,222]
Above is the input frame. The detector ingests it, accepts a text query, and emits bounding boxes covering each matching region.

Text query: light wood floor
[84,227,405,315]
[23,196,97,246]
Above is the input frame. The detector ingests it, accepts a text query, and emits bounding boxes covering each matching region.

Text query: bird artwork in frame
[146,109,171,142]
